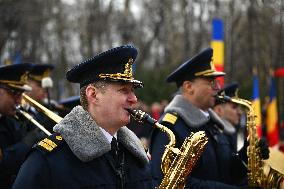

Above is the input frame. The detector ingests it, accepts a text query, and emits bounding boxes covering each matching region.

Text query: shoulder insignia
[36,133,64,153]
[162,113,177,125]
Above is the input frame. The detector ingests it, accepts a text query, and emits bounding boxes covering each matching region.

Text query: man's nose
[128,92,138,104]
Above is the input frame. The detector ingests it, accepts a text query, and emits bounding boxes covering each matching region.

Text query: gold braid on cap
[29,69,51,82]
[195,59,216,76]
[0,71,28,86]
[99,58,134,80]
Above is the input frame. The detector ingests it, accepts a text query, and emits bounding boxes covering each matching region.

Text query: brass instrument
[217,95,284,189]
[22,93,62,123]
[16,107,52,136]
[128,109,208,189]
[17,94,63,136]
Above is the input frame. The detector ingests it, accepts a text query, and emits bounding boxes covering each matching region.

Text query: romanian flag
[266,75,279,146]
[211,18,224,87]
[252,73,262,137]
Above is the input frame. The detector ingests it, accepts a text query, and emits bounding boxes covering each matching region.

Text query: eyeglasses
[0,86,23,97]
[193,78,221,90]
[209,79,221,90]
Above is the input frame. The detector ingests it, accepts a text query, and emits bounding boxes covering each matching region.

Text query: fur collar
[53,106,148,164]
[165,95,209,127]
[220,118,236,134]
[208,108,225,130]
[165,95,224,130]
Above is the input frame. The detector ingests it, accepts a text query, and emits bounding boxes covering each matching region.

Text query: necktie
[111,137,119,161]
[111,137,125,189]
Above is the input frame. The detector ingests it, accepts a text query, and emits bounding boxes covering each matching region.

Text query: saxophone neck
[216,95,252,111]
[127,108,176,147]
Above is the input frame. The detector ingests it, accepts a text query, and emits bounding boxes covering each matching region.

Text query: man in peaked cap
[150,47,262,189]
[214,82,242,151]
[0,64,45,189]
[214,83,269,180]
[24,64,59,133]
[13,45,153,189]
[26,64,54,104]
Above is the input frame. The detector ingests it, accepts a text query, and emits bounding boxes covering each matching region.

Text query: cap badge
[99,58,134,80]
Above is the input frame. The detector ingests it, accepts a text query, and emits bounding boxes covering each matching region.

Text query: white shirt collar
[199,109,210,118]
[99,127,117,144]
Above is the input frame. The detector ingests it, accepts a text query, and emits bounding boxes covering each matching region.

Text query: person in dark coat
[26,63,54,104]
[12,45,153,189]
[150,47,268,189]
[25,64,58,132]
[213,82,243,152]
[0,63,45,189]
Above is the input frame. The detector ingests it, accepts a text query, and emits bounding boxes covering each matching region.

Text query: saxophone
[217,95,284,188]
[127,109,208,189]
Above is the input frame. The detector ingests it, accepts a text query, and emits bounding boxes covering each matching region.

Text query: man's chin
[122,117,131,125]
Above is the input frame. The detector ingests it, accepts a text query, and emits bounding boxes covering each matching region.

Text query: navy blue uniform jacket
[0,116,30,189]
[12,106,153,189]
[150,95,247,189]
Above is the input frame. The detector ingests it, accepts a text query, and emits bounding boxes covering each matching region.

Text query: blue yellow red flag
[266,75,279,146]
[211,18,224,87]
[252,74,262,137]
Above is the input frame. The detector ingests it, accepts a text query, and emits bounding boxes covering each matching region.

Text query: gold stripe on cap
[195,69,215,76]
[99,58,134,80]
[195,60,217,76]
[29,69,51,82]
[0,72,28,85]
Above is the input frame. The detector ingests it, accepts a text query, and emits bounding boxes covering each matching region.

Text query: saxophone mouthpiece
[128,109,157,125]
[126,108,134,115]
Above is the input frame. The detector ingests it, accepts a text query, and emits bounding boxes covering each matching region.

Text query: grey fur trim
[221,118,236,134]
[164,95,209,127]
[118,127,149,165]
[53,106,148,164]
[208,109,225,131]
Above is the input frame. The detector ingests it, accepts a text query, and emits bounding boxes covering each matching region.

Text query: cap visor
[202,71,226,78]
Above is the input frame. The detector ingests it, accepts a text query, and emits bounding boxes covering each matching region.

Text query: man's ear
[213,105,221,115]
[182,81,194,95]
[86,85,97,104]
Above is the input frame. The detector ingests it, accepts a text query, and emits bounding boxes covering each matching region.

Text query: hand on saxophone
[258,138,270,160]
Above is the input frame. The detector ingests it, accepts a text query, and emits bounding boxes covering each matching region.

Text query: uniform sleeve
[150,126,169,186]
[12,150,50,189]
[150,113,247,189]
[0,142,30,176]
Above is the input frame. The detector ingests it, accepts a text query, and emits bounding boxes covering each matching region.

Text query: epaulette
[161,112,178,125]
[35,133,64,154]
